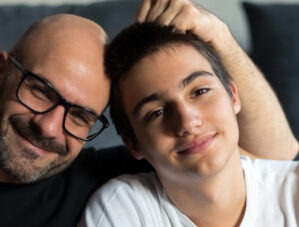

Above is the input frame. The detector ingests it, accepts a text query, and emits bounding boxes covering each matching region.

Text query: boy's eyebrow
[133,93,161,117]
[132,71,213,117]
[181,71,213,88]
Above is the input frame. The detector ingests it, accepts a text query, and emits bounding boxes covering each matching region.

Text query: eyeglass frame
[8,54,109,141]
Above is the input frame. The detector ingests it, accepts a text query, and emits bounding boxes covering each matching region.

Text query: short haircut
[105,22,233,144]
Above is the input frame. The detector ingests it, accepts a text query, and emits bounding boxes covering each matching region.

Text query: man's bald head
[8,14,111,114]
[11,14,108,63]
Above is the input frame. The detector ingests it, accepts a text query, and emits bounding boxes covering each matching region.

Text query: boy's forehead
[120,45,217,102]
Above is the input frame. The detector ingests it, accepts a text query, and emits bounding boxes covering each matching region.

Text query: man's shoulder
[71,145,153,183]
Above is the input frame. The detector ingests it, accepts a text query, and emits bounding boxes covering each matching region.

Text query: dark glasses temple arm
[8,54,27,74]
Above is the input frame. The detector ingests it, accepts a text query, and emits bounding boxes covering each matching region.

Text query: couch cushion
[0,0,140,50]
[243,2,299,140]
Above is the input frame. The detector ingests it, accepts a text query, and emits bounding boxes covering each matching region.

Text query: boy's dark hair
[105,22,232,144]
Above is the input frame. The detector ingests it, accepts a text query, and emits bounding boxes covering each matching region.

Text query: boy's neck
[162,151,246,226]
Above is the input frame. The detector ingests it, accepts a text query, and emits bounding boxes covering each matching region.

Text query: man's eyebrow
[132,71,213,117]
[32,72,99,115]
[181,71,213,88]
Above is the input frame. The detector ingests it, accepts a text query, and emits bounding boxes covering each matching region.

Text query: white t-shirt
[79,156,299,227]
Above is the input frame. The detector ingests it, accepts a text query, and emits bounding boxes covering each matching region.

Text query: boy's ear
[230,82,241,114]
[121,132,144,160]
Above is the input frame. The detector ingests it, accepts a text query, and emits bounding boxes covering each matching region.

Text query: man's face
[121,45,241,184]
[0,48,110,183]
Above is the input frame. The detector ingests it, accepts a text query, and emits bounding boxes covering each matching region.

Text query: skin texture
[0,14,110,184]
[121,44,245,226]
[136,0,298,159]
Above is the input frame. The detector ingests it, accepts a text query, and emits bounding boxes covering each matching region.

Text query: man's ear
[0,51,9,73]
[230,82,241,114]
[0,51,9,86]
[121,132,144,160]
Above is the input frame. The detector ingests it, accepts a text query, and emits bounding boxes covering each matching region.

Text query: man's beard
[0,116,75,184]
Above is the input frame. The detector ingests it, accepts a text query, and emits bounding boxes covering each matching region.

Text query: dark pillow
[243,2,299,141]
[0,1,140,50]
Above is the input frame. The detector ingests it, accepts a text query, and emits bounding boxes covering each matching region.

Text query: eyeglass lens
[17,73,106,140]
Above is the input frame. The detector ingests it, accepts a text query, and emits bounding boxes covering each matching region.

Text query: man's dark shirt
[0,146,151,227]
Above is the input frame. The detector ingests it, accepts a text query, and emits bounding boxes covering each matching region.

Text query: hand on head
[136,0,230,45]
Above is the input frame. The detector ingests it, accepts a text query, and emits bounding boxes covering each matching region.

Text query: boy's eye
[144,109,164,122]
[193,88,210,97]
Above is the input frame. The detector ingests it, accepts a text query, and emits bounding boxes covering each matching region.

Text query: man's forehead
[12,14,107,65]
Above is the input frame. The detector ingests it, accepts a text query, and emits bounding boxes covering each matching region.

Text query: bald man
[0,14,113,226]
[0,13,155,226]
[0,1,297,226]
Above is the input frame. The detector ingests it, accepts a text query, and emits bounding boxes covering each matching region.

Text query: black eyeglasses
[8,54,109,141]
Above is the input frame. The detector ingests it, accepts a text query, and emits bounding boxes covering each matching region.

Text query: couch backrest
[0,0,140,50]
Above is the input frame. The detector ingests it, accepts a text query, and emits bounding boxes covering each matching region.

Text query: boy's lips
[176,133,217,155]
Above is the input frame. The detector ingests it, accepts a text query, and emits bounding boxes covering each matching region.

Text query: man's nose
[32,105,65,138]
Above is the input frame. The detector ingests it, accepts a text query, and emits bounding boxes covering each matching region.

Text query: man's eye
[144,109,164,122]
[29,84,53,101]
[193,88,210,97]
[70,110,95,127]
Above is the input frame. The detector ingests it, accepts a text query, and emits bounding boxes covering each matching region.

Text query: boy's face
[120,44,241,183]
